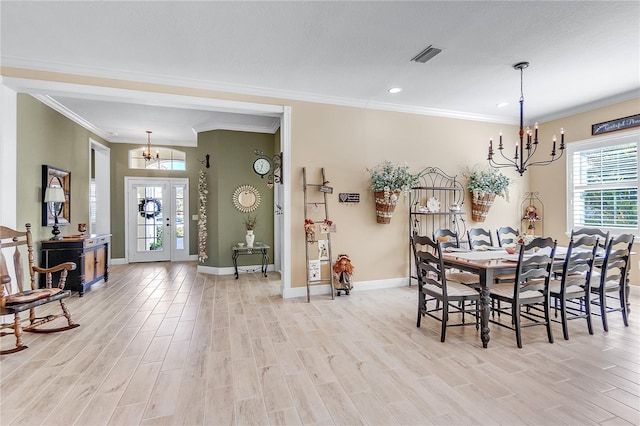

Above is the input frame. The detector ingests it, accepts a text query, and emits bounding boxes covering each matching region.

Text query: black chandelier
[142,130,159,163]
[487,62,565,176]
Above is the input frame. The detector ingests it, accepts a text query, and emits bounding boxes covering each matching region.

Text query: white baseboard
[197,264,275,276]
[111,254,202,265]
[282,277,410,299]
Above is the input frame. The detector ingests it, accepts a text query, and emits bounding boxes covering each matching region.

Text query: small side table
[232,243,270,279]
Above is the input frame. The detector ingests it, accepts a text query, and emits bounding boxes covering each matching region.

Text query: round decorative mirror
[233,185,261,213]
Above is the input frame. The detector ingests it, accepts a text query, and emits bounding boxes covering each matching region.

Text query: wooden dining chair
[589,233,634,332]
[489,237,557,348]
[571,227,610,250]
[427,230,479,286]
[548,235,598,340]
[467,228,494,250]
[496,226,519,247]
[412,235,480,342]
[432,228,460,250]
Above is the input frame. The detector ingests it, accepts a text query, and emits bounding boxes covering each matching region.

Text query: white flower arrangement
[464,165,511,201]
[198,169,208,262]
[368,160,420,194]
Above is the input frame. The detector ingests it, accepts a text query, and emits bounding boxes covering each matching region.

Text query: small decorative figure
[304,219,316,242]
[333,254,354,296]
[523,204,540,222]
[522,205,540,235]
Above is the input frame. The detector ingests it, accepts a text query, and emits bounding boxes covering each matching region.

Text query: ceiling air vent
[411,45,442,63]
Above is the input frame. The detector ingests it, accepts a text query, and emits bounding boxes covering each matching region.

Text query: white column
[0,81,17,228]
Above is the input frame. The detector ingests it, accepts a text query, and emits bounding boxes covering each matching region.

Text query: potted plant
[368,161,420,224]
[464,165,510,222]
[243,214,257,247]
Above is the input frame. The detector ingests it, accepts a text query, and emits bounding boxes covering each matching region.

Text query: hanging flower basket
[374,190,400,224]
[368,161,419,225]
[471,193,496,222]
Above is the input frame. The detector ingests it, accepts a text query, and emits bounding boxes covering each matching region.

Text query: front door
[126,177,189,263]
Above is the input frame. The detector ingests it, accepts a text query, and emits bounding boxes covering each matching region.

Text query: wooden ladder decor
[302,167,335,302]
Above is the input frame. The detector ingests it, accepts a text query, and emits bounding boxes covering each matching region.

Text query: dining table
[441,247,567,348]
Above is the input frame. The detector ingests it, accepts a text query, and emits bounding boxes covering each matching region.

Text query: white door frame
[0,78,291,297]
[89,138,110,235]
[124,177,189,263]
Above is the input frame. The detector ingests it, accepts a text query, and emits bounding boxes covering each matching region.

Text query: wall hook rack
[198,154,210,169]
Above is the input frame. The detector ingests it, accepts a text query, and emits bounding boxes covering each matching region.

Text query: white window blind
[567,131,638,235]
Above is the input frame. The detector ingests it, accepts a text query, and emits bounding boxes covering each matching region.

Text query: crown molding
[2,57,517,124]
[192,117,280,135]
[531,89,640,124]
[31,94,113,141]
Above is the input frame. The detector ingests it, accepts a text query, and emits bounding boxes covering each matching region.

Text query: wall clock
[253,158,271,177]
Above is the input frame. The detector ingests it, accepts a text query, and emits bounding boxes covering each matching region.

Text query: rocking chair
[1,223,79,354]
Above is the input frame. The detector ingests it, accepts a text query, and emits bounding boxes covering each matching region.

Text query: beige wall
[530,99,640,285]
[5,67,638,288]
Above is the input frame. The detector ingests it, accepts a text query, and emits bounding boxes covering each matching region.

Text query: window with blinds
[567,130,638,235]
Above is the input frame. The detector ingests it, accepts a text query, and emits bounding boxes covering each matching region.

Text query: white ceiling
[1,1,639,146]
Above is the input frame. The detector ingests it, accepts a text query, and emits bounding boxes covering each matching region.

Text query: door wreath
[139,198,162,219]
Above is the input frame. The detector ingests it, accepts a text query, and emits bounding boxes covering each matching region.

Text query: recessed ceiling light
[496,102,509,108]
[388,87,402,94]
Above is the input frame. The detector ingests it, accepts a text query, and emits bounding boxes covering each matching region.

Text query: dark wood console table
[40,234,110,296]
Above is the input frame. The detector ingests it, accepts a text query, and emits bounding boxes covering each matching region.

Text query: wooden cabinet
[40,234,110,296]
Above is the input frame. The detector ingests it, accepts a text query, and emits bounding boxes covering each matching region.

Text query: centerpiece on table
[464,165,510,222]
[368,160,419,224]
[243,214,257,247]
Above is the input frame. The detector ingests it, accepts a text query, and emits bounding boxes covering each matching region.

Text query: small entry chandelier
[487,62,565,176]
[142,130,159,163]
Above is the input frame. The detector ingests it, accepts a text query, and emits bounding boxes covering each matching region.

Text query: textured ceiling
[1,1,639,146]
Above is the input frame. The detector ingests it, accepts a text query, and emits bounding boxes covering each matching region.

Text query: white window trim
[128,147,186,170]
[566,129,639,237]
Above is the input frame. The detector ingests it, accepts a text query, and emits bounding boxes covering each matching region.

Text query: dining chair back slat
[467,228,494,250]
[496,226,519,247]
[432,229,460,250]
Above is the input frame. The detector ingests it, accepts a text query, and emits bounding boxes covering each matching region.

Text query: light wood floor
[1,262,639,425]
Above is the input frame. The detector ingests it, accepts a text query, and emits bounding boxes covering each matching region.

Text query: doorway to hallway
[125,177,189,263]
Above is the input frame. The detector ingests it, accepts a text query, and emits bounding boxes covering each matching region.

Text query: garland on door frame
[198,169,208,262]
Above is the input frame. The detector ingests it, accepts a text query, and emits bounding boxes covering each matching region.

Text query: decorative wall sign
[338,193,360,203]
[308,259,321,281]
[592,114,640,135]
[318,240,329,261]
